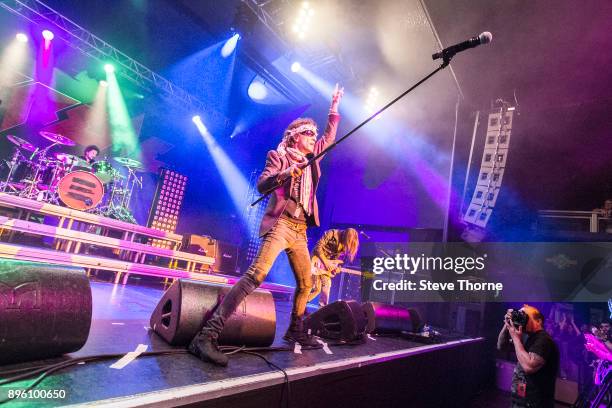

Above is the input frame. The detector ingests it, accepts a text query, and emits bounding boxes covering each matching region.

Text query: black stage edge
[1,282,485,408]
[69,339,484,408]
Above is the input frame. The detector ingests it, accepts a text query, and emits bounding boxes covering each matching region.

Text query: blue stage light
[291,61,301,73]
[248,80,268,101]
[221,33,241,58]
[192,115,254,235]
[192,115,201,124]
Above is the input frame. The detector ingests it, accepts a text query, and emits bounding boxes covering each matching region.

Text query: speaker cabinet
[0,260,92,364]
[150,279,276,347]
[182,234,217,258]
[182,236,239,275]
[304,300,367,341]
[215,241,239,276]
[362,302,422,334]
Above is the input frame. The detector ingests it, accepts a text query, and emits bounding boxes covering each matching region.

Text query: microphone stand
[251,57,453,206]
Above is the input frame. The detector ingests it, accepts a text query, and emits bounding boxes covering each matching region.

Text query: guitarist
[308,228,359,307]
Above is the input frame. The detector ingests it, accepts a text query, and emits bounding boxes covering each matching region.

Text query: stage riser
[180,341,485,408]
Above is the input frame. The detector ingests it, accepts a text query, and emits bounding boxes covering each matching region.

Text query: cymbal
[114,157,142,168]
[53,152,79,164]
[6,135,36,152]
[39,131,76,146]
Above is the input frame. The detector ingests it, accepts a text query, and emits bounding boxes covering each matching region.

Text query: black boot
[283,317,322,348]
[188,331,229,367]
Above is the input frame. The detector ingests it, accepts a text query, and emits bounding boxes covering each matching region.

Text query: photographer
[497,305,560,408]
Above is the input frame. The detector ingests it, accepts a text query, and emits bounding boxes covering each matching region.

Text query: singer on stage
[189,84,344,366]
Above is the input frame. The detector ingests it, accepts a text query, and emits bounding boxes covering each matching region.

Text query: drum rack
[0,192,213,283]
[0,193,295,295]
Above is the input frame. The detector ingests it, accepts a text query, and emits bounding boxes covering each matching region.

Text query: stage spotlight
[291,2,315,40]
[15,33,28,43]
[248,80,267,101]
[192,115,201,124]
[106,64,140,159]
[99,80,108,87]
[42,30,54,41]
[364,87,380,114]
[221,33,241,58]
[291,62,301,73]
[192,113,253,235]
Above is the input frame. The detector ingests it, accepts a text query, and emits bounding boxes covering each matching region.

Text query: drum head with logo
[57,171,104,210]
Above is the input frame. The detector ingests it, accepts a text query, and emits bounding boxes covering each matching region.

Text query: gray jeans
[202,218,313,339]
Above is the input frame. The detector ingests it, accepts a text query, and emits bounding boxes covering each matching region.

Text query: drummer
[80,145,99,165]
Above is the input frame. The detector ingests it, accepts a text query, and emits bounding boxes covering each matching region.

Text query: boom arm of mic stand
[251,60,451,207]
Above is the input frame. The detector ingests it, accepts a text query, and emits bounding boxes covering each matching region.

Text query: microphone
[359,230,371,240]
[432,32,492,61]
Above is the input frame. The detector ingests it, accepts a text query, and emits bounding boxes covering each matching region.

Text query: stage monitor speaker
[0,260,92,365]
[304,300,367,342]
[362,302,422,334]
[150,279,276,347]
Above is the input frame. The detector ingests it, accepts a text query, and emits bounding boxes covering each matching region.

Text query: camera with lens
[510,310,529,329]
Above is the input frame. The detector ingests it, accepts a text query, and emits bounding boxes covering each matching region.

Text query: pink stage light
[42,30,54,41]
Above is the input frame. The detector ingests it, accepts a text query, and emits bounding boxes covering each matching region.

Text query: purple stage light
[42,30,54,41]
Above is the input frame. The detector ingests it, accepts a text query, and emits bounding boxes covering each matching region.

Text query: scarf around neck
[281,146,313,216]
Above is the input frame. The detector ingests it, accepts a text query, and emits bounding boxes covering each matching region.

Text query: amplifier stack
[182,234,239,276]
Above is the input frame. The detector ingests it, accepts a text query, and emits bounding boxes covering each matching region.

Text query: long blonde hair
[340,228,359,262]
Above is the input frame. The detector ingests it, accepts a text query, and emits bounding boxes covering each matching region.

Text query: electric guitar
[311,257,362,278]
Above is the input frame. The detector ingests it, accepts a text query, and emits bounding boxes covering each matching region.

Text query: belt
[279,216,307,234]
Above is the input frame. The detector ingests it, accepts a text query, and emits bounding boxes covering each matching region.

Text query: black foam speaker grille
[304,300,367,341]
[0,260,92,364]
[150,279,276,347]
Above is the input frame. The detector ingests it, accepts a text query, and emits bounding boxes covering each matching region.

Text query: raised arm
[497,309,514,351]
[506,321,547,374]
[314,84,344,156]
[497,323,511,351]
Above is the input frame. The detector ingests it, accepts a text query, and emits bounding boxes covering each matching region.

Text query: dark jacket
[257,113,340,236]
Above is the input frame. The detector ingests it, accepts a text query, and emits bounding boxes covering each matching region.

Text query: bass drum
[57,171,104,211]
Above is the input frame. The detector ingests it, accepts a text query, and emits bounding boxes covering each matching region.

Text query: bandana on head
[276,123,318,157]
[287,123,318,137]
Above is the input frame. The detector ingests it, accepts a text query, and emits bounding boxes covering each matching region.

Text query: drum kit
[1,131,143,223]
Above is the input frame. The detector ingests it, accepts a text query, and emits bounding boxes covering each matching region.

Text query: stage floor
[1,281,483,407]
